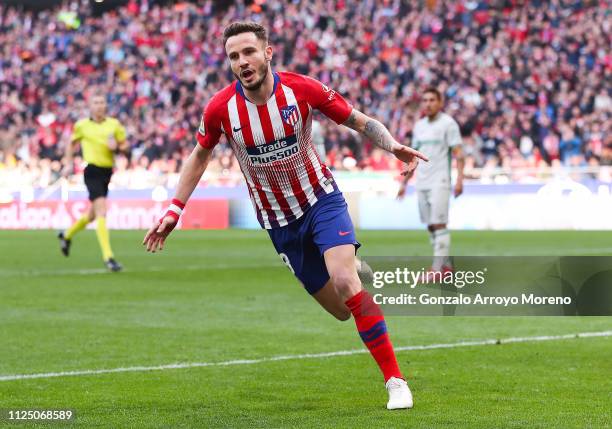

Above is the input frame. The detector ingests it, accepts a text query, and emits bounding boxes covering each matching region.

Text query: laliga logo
[321,83,336,101]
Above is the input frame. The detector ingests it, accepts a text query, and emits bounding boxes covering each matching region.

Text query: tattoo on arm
[342,109,396,152]
[345,111,357,128]
[364,119,394,152]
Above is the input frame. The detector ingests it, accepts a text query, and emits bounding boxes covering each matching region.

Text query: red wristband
[161,198,185,223]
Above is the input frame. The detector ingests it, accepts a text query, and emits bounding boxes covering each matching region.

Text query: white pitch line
[0,330,610,382]
[0,262,280,278]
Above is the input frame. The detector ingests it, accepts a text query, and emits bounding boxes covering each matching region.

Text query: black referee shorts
[84,164,113,201]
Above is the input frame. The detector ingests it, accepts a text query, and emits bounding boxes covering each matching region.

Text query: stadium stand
[0,0,610,189]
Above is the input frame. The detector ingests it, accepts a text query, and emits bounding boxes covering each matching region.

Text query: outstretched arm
[171,144,213,204]
[343,109,428,175]
[143,144,213,252]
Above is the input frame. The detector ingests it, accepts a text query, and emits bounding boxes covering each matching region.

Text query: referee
[58,91,128,272]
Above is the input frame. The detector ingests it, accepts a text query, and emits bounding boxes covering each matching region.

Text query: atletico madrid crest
[280,105,299,126]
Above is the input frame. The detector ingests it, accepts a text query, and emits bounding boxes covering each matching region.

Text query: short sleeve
[446,119,462,147]
[114,120,127,142]
[195,101,222,149]
[300,76,353,125]
[71,120,83,142]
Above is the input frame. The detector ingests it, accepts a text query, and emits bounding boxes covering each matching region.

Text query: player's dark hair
[223,21,268,47]
[423,86,442,101]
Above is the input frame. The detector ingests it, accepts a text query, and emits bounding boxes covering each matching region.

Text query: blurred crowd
[0,0,610,188]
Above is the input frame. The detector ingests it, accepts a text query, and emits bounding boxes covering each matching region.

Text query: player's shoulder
[74,117,89,127]
[278,71,323,89]
[414,115,428,128]
[278,71,308,83]
[106,116,122,126]
[278,71,332,102]
[439,112,459,126]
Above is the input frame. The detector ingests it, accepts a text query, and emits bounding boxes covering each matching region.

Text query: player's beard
[236,62,269,91]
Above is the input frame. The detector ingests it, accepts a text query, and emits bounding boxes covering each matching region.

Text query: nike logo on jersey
[338,230,351,236]
[233,126,243,132]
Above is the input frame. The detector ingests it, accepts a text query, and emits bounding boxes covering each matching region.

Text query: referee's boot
[57,231,71,257]
[105,258,123,272]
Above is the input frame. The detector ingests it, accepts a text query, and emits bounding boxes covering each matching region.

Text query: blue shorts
[267,191,360,295]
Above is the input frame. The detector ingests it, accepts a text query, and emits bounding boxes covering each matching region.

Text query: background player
[143,22,428,410]
[58,92,127,272]
[398,87,465,273]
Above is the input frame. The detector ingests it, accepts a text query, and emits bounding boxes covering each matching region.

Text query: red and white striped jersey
[196,71,353,229]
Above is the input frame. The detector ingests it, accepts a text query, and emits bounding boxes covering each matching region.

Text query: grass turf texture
[0,230,610,428]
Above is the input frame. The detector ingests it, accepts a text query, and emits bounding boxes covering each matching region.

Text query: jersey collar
[427,112,442,122]
[235,71,280,104]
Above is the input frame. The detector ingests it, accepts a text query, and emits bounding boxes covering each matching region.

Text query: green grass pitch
[0,230,611,428]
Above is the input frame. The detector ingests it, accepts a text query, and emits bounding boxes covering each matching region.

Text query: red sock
[345,290,403,382]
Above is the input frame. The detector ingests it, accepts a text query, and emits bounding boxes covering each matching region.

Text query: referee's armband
[162,198,185,223]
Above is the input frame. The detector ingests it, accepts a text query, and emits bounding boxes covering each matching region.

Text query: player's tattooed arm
[342,109,396,152]
[344,110,358,128]
[364,119,394,152]
[343,108,428,172]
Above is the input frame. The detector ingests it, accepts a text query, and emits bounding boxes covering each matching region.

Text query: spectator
[0,0,609,187]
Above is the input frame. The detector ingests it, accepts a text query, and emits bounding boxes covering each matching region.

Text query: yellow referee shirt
[71,117,126,168]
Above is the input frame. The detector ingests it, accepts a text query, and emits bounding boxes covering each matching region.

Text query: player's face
[225,32,272,91]
[90,96,107,118]
[422,93,442,117]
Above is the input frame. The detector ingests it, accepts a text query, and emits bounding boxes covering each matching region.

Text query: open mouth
[241,69,255,80]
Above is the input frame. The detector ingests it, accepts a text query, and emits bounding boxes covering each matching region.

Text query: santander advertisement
[0,200,229,230]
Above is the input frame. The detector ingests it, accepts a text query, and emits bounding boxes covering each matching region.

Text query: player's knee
[330,270,360,301]
[94,205,107,218]
[330,271,355,289]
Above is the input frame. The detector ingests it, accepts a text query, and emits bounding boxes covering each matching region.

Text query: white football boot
[385,377,413,410]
